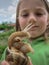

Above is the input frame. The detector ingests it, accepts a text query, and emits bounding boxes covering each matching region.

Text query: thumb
[1,60,10,65]
[27,57,33,65]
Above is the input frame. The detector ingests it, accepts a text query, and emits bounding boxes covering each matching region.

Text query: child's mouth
[30,26,39,31]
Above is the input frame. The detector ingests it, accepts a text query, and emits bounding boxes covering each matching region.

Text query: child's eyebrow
[19,7,46,13]
[20,8,29,11]
[35,7,46,11]
[19,9,29,14]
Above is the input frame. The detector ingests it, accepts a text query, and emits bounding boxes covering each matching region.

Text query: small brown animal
[5,31,34,65]
[8,31,33,54]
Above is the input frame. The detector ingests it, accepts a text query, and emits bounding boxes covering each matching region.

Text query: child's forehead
[19,0,46,10]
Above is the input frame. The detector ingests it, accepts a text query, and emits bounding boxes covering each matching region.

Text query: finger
[1,60,10,65]
[27,57,33,65]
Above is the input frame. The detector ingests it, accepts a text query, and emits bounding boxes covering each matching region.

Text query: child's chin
[30,34,41,39]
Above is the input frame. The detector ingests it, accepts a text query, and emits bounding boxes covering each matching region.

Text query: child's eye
[22,13,29,17]
[35,12,43,17]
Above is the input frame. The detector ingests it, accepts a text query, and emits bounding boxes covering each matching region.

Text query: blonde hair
[16,0,49,43]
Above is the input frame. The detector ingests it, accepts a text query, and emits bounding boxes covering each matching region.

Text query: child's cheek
[19,18,27,30]
[38,16,48,24]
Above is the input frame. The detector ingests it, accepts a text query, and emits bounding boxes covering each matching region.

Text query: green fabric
[0,37,49,65]
[27,37,49,65]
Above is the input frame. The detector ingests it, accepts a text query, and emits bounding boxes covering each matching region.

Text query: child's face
[18,0,48,38]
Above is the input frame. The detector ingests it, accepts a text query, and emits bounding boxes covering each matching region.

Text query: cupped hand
[1,60,10,65]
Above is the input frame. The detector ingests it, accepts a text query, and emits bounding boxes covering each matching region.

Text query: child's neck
[28,34,44,43]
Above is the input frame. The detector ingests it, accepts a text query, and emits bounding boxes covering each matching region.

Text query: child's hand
[27,57,33,65]
[5,48,33,65]
[1,60,10,65]
[1,58,33,65]
[5,49,28,65]
[1,60,16,65]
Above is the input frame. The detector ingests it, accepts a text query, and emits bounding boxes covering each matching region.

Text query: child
[1,0,49,65]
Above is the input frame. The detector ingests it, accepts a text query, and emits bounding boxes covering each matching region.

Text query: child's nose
[28,14,36,24]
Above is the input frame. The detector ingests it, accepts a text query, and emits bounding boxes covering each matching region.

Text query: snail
[5,31,34,65]
[8,31,34,54]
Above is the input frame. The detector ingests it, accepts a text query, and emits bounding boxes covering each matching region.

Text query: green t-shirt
[27,37,49,65]
[0,37,49,65]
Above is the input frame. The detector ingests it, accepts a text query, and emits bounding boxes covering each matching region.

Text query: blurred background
[0,0,19,24]
[0,0,19,59]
